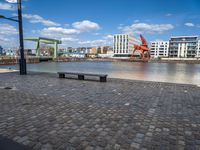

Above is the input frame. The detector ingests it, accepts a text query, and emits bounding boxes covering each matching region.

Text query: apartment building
[169,36,198,58]
[113,34,141,58]
[0,46,3,55]
[197,40,200,58]
[150,41,169,58]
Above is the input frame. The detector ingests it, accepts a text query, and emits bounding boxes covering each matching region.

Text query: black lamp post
[17,0,26,75]
[0,0,27,75]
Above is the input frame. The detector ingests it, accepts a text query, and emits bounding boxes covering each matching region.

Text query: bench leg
[78,75,84,80]
[100,77,107,82]
[59,74,65,78]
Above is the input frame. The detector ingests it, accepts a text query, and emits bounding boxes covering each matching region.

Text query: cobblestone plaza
[0,72,200,150]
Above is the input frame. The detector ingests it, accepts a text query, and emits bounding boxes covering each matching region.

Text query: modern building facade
[169,36,198,58]
[150,41,169,58]
[113,34,141,58]
[0,46,3,55]
[59,46,113,58]
[97,47,114,58]
[5,48,18,56]
[197,40,200,58]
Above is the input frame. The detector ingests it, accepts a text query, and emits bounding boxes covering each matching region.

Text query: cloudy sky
[0,0,200,48]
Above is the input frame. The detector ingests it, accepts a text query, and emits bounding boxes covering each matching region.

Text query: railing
[0,56,40,65]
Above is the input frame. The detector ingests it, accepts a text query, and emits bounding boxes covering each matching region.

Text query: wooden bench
[57,72,108,82]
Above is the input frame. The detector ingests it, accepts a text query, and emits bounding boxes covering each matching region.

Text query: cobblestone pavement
[0,72,200,150]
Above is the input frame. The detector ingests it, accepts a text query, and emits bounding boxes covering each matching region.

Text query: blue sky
[0,0,200,48]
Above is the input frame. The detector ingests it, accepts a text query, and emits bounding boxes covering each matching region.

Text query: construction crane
[131,34,150,61]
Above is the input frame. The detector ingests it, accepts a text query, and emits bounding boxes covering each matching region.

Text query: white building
[113,34,141,58]
[150,41,169,58]
[97,47,114,58]
[5,48,18,56]
[197,40,200,58]
[169,36,198,58]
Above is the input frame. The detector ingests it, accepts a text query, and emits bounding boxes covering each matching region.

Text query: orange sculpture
[131,34,150,60]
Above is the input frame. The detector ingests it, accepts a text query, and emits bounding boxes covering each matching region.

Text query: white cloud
[0,24,18,47]
[155,39,164,42]
[61,37,78,42]
[93,33,100,35]
[6,0,17,3]
[72,20,100,31]
[166,13,172,17]
[78,39,112,47]
[184,22,195,27]
[134,20,140,23]
[41,27,80,37]
[23,14,60,26]
[0,2,15,10]
[64,24,70,27]
[103,34,113,40]
[78,34,113,47]
[78,40,106,46]
[79,34,113,47]
[121,23,174,34]
[0,36,18,47]
[39,22,103,47]
[39,27,81,46]
[0,24,18,35]
[118,24,124,30]
[0,36,9,42]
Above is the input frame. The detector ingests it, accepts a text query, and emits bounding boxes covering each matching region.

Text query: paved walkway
[0,69,17,73]
[0,72,200,150]
[0,135,31,150]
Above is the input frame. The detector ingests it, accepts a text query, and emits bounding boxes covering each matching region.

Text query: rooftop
[170,35,198,38]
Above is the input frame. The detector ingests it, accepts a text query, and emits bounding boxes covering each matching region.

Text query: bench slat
[58,72,107,82]
[57,72,107,77]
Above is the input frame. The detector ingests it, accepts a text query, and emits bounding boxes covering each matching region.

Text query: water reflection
[1,61,200,85]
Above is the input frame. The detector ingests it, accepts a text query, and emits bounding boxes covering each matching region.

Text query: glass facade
[169,36,198,58]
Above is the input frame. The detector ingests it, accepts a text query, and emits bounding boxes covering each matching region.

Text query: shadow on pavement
[0,136,31,150]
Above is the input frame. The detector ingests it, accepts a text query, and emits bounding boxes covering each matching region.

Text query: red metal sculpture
[131,34,150,60]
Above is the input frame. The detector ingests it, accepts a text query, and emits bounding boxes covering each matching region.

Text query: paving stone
[185,131,192,136]
[163,128,170,132]
[85,146,94,150]
[0,72,200,149]
[195,140,200,145]
[149,125,155,129]
[178,140,185,146]
[146,132,153,137]
[99,131,107,136]
[134,138,143,144]
[155,128,162,132]
[131,142,140,149]
[65,145,76,150]
[40,143,53,150]
[114,144,121,150]
[136,133,144,138]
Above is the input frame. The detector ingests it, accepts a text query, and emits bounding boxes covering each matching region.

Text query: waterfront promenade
[0,72,200,150]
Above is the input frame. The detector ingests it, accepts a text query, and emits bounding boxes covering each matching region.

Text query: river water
[1,61,200,85]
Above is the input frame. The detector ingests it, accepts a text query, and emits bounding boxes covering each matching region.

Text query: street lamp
[0,15,18,22]
[0,0,27,75]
